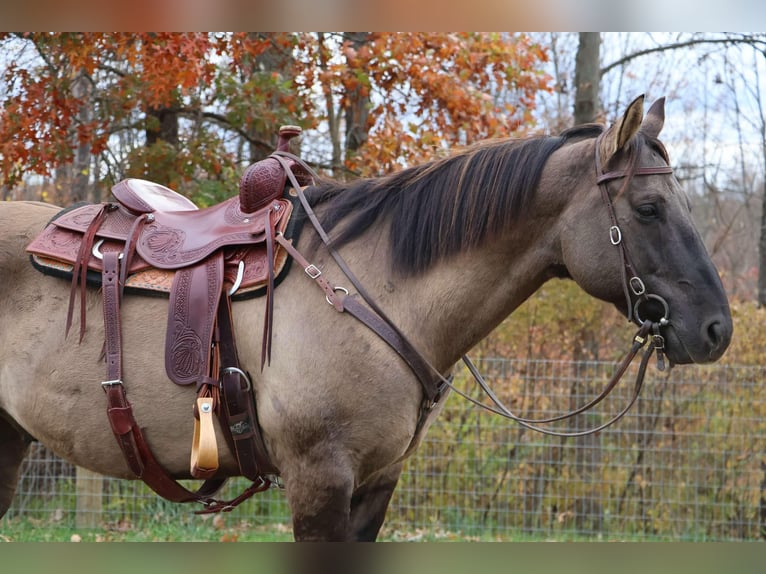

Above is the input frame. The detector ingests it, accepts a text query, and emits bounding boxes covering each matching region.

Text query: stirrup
[191,396,219,479]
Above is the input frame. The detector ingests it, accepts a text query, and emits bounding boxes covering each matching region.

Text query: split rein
[274,135,674,438]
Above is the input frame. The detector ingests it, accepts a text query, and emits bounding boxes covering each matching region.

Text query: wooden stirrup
[191,396,219,479]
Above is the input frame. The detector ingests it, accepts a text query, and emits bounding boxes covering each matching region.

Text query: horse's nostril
[706,320,725,350]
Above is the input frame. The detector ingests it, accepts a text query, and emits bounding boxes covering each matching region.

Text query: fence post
[75,467,103,528]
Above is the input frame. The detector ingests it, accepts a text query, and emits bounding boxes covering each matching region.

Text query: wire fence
[4,359,765,541]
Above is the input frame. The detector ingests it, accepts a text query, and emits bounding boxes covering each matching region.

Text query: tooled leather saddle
[26,126,314,512]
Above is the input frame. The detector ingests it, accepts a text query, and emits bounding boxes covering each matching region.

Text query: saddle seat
[112,179,198,214]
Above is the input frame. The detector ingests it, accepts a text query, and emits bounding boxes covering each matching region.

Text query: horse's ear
[599,94,645,161]
[640,96,665,139]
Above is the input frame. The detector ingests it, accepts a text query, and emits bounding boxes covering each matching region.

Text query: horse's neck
[343,221,560,372]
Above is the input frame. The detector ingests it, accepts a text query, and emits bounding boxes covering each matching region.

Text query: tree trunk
[244,32,291,163]
[317,32,342,177]
[759,180,766,306]
[146,106,179,147]
[71,70,92,203]
[344,32,371,154]
[574,33,601,125]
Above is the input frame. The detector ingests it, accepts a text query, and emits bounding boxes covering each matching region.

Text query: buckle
[305,264,322,279]
[101,379,123,387]
[220,367,251,392]
[629,276,646,296]
[609,225,622,245]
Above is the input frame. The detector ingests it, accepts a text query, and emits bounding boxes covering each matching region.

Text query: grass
[2,514,680,542]
[0,515,294,542]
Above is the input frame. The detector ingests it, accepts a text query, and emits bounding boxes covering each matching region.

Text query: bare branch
[600,34,766,76]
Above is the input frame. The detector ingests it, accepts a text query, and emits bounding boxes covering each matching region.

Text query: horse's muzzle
[664,312,732,365]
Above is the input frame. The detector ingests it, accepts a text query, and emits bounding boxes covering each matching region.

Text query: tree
[0,33,304,200]
[573,32,601,125]
[1,32,552,201]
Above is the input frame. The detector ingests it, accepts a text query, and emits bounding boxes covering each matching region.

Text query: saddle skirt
[27,186,298,298]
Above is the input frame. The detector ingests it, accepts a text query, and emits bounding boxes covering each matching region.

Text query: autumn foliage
[0,32,551,198]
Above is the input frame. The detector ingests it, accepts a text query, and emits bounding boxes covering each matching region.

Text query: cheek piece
[594,132,673,371]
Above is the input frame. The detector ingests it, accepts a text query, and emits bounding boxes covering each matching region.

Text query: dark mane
[306,124,606,275]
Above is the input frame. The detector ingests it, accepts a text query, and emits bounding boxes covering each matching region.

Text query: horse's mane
[305,124,606,275]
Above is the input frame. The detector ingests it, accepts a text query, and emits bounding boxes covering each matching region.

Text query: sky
[1,0,765,32]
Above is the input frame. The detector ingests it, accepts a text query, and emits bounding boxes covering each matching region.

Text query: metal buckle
[266,474,285,489]
[609,225,622,245]
[92,239,123,261]
[220,366,251,392]
[101,379,123,387]
[629,276,646,296]
[305,264,322,279]
[326,286,349,306]
[228,261,245,296]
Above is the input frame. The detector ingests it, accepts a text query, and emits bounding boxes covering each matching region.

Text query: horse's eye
[636,204,658,218]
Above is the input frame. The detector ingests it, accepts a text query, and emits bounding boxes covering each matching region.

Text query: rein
[271,135,676,438]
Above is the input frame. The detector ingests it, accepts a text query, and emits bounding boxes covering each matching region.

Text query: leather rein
[273,129,675,439]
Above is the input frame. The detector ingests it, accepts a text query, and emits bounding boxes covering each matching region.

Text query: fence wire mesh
[3,359,765,541]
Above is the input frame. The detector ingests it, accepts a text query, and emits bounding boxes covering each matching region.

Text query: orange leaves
[307,32,553,177]
[1,32,551,195]
[131,33,219,109]
[0,33,242,188]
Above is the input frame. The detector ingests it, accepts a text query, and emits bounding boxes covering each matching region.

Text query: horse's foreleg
[0,413,32,518]
[349,462,403,541]
[283,457,355,541]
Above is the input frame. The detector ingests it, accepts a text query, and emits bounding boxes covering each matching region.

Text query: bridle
[271,132,677,439]
[594,131,674,332]
[456,131,676,437]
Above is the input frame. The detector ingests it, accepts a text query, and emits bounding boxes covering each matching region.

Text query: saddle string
[261,206,276,370]
[66,204,110,341]
[270,141,674,438]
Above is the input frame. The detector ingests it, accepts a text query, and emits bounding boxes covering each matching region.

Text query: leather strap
[100,250,252,506]
[118,212,150,302]
[67,204,110,341]
[273,232,443,404]
[272,152,446,405]
[261,207,276,369]
[216,293,279,477]
[457,320,658,436]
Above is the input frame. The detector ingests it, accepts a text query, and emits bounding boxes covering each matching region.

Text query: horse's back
[0,200,59,246]
[0,201,59,285]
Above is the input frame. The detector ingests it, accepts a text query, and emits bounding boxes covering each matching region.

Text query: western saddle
[26,126,316,512]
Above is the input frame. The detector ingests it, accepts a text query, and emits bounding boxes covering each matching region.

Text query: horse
[0,95,732,541]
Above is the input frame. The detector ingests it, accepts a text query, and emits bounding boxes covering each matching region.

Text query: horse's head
[558,95,732,365]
